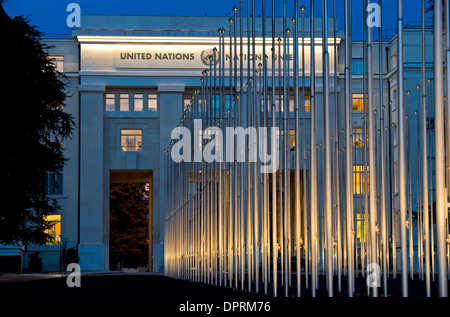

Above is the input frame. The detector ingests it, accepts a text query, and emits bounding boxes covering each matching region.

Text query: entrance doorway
[109,170,153,272]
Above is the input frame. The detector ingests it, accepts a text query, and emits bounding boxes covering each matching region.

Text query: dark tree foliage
[109,183,149,270]
[0,3,75,245]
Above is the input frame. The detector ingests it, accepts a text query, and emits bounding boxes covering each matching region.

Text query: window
[44,214,61,245]
[49,56,64,72]
[148,94,158,111]
[352,93,366,112]
[356,213,366,243]
[353,165,369,195]
[304,94,311,112]
[276,129,296,151]
[353,128,368,147]
[274,95,295,112]
[134,94,144,111]
[47,167,63,196]
[121,129,142,152]
[105,93,115,111]
[352,58,363,75]
[119,94,129,111]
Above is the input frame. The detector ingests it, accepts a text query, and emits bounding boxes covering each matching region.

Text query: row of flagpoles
[164,0,449,297]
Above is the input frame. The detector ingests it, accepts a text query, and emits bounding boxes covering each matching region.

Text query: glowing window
[304,94,311,112]
[352,93,366,112]
[120,94,129,111]
[134,94,144,111]
[121,129,142,152]
[356,213,366,243]
[44,214,61,245]
[353,128,368,147]
[148,94,158,111]
[353,165,369,195]
[49,56,64,72]
[105,93,115,111]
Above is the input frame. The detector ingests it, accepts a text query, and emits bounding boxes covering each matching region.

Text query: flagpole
[433,0,449,297]
[344,0,354,297]
[421,0,431,297]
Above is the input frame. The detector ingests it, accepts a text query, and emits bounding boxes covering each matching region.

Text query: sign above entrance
[78,37,340,74]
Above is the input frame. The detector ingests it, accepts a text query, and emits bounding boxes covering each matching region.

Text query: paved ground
[0,272,446,313]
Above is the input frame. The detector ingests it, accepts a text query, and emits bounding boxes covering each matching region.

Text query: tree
[109,183,149,270]
[0,2,75,245]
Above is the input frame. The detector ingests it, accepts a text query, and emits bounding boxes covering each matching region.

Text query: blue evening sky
[3,0,430,40]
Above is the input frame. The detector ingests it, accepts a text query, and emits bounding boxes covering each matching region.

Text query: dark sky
[3,0,430,40]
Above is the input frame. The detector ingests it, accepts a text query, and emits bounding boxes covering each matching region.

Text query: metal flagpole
[367,0,378,297]
[397,0,409,297]
[310,0,319,297]
[300,4,309,291]
[344,0,354,297]
[421,0,431,297]
[282,0,289,297]
[271,0,278,297]
[322,0,334,297]
[433,0,449,297]
[294,0,302,297]
[378,0,388,297]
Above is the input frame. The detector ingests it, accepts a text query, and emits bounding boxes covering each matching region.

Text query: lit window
[274,95,295,112]
[356,213,366,243]
[276,129,296,151]
[352,58,363,75]
[353,128,368,147]
[121,129,142,152]
[134,94,143,111]
[47,167,63,196]
[49,56,64,72]
[120,94,129,111]
[148,94,158,111]
[44,214,61,245]
[304,94,311,112]
[183,97,191,111]
[352,93,366,112]
[105,93,115,111]
[353,165,369,195]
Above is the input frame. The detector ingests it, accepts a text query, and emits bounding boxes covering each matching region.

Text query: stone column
[157,84,185,272]
[78,84,106,271]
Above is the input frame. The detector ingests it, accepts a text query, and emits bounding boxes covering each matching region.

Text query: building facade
[0,14,435,273]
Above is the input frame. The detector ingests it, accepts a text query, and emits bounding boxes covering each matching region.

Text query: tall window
[353,165,369,194]
[276,129,295,151]
[47,167,63,196]
[304,94,311,112]
[49,56,64,72]
[44,214,61,245]
[105,93,115,111]
[356,213,366,243]
[352,93,366,112]
[148,94,158,111]
[352,58,363,75]
[273,95,295,112]
[134,94,144,111]
[121,129,142,152]
[353,128,368,147]
[119,94,129,111]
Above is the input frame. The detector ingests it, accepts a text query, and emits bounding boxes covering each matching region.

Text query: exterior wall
[10,16,436,274]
